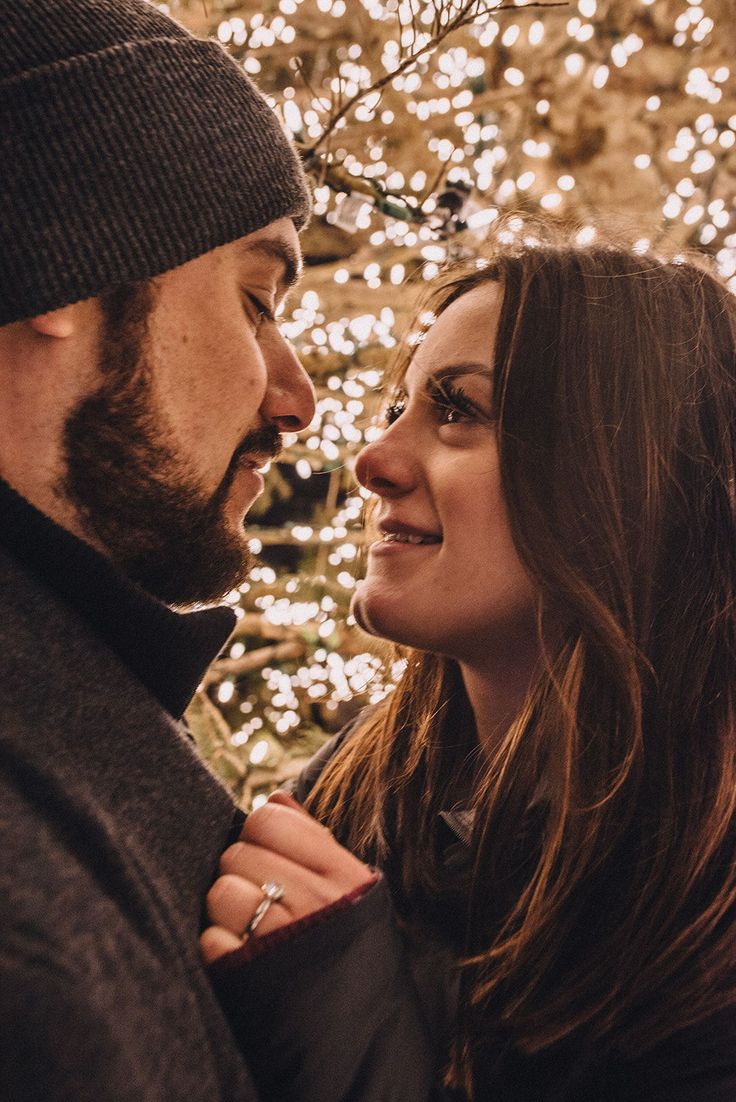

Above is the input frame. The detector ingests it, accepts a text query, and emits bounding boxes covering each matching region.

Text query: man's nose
[260,329,315,432]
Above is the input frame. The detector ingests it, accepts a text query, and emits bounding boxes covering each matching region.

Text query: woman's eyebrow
[432,361,493,382]
[404,360,493,391]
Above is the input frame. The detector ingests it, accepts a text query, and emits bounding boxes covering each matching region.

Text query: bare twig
[301,0,566,158]
[292,56,324,108]
[243,526,364,549]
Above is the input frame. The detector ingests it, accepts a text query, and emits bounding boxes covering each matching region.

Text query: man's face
[60,219,315,607]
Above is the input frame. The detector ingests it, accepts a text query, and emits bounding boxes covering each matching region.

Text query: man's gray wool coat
[0,540,434,1102]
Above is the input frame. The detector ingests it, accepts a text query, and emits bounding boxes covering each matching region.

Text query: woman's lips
[376,520,442,544]
[378,531,441,545]
[370,533,442,555]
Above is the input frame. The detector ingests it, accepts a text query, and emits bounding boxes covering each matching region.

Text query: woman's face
[352,282,538,665]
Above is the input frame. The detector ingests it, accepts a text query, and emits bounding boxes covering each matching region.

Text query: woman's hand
[200,791,376,963]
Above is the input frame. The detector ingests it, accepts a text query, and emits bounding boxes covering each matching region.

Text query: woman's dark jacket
[291,719,736,1102]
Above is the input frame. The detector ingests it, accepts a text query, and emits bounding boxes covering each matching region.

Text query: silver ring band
[242,880,285,938]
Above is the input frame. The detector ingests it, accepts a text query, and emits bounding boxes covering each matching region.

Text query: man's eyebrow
[236,238,302,292]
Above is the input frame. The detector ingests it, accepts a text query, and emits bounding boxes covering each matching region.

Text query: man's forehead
[234,225,302,291]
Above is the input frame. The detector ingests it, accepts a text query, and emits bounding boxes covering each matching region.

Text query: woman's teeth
[381,532,440,545]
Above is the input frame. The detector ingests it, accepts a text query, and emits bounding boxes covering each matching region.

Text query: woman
[203,235,736,1101]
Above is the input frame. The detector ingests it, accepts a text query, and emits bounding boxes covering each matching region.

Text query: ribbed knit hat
[0,0,311,325]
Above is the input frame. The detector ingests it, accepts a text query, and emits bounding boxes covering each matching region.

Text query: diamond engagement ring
[242,880,286,938]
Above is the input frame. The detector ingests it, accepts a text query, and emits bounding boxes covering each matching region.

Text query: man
[0,2,432,1100]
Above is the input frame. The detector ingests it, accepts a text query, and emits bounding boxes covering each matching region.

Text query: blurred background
[162,0,735,806]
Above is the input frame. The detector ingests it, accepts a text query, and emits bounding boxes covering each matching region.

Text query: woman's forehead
[404,283,502,387]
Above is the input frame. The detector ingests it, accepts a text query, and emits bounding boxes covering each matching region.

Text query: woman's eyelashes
[384,378,485,427]
[428,378,481,423]
[384,395,407,425]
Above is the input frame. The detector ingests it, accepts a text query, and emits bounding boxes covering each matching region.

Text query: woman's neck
[459,638,541,757]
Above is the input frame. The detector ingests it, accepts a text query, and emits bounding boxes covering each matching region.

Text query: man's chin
[117,537,253,609]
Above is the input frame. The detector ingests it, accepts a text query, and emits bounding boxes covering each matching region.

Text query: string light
[177,0,736,805]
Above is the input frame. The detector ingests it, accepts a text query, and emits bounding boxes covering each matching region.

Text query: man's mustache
[234,424,283,467]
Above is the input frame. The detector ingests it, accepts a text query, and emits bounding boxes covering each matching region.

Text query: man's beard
[59,282,281,607]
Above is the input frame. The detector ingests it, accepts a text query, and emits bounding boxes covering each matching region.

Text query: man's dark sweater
[0,479,258,1100]
[0,479,434,1102]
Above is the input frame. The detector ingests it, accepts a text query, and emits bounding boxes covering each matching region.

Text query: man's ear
[28,305,77,339]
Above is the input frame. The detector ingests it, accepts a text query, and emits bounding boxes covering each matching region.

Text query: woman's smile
[371,519,443,552]
[370,537,442,555]
[352,283,536,663]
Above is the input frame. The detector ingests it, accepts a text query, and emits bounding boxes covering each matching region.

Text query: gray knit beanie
[0,0,311,325]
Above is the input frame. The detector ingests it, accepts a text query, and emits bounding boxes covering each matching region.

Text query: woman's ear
[28,306,76,339]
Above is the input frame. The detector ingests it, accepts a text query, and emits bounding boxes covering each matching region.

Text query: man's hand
[200,792,376,963]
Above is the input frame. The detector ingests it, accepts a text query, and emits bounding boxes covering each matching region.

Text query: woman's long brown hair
[306,235,736,1091]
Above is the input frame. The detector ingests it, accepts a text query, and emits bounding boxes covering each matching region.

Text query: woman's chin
[350,585,380,637]
[351,585,424,650]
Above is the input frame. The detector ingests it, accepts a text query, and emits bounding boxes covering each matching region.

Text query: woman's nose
[355,430,416,498]
[260,329,316,432]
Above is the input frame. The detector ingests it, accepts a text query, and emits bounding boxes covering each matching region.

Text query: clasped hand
[200,791,376,962]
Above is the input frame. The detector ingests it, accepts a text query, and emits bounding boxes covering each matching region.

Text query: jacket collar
[0,478,235,718]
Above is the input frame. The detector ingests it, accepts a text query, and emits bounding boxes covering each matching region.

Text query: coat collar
[0,478,235,718]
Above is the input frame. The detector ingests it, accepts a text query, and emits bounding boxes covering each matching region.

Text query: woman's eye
[430,381,478,425]
[384,397,406,425]
[381,383,485,429]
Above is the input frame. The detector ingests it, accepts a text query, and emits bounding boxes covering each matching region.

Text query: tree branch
[300,0,567,158]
